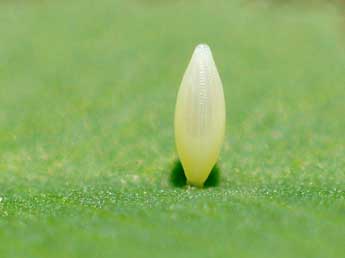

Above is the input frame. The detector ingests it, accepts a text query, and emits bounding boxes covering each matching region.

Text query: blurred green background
[1,0,345,257]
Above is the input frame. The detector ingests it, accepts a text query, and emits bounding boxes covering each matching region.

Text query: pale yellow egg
[174,44,226,187]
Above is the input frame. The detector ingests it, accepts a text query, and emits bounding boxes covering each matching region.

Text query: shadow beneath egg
[169,159,220,188]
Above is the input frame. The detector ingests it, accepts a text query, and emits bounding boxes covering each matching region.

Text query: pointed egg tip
[194,43,212,56]
[195,43,210,50]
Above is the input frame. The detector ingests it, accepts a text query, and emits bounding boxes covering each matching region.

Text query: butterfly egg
[174,44,226,187]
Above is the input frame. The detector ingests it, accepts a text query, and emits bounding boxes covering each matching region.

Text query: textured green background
[1,1,345,257]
